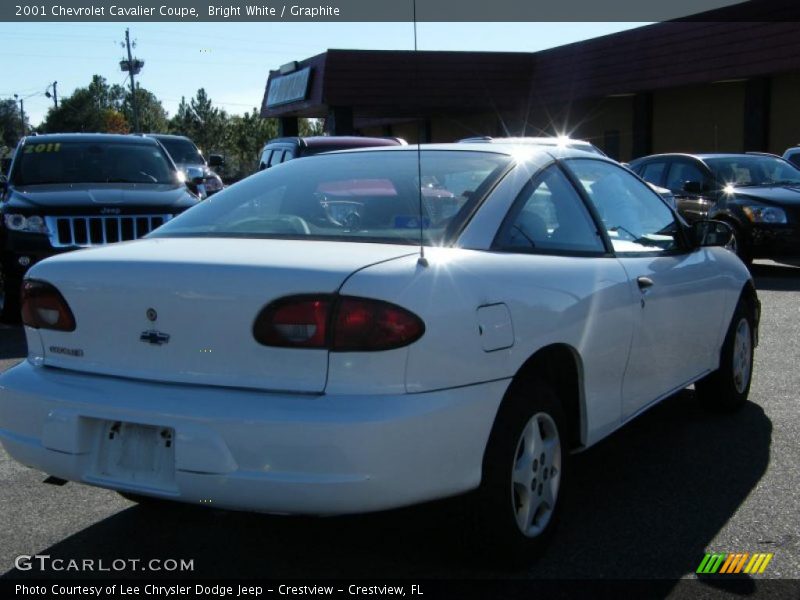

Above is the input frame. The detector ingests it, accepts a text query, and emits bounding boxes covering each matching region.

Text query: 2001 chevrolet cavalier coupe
[0,144,758,557]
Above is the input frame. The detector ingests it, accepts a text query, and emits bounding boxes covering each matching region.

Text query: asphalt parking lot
[0,262,798,589]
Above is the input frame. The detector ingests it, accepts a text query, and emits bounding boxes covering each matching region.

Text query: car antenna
[413,0,428,267]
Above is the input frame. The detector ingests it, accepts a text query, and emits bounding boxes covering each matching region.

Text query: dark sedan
[628,153,800,264]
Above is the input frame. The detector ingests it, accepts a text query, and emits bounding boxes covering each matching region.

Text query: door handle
[637,276,654,290]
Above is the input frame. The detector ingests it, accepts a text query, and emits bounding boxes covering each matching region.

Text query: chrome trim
[44,214,173,248]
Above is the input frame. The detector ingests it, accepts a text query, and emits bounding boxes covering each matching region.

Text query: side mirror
[692,219,733,248]
[208,154,225,168]
[682,180,703,194]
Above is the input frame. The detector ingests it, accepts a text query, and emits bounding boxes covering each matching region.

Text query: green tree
[40,75,167,135]
[0,98,28,153]
[42,75,123,133]
[167,88,227,156]
[119,84,168,133]
[299,118,325,136]
[227,109,277,177]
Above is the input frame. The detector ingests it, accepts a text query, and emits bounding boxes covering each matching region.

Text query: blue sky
[0,22,650,126]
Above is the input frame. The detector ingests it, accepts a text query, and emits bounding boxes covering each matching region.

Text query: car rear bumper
[0,362,507,515]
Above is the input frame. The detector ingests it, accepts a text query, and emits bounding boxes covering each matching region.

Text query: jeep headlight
[4,214,49,233]
[741,204,787,224]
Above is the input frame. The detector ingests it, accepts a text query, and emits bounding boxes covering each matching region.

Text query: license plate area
[93,421,176,488]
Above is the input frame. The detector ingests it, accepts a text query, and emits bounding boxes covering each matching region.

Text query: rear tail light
[21,280,76,331]
[254,295,425,351]
[254,296,331,348]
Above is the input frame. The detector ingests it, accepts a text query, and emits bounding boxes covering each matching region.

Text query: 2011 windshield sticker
[24,143,61,153]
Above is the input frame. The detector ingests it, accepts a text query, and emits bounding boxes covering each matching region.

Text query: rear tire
[472,377,567,564]
[695,299,754,412]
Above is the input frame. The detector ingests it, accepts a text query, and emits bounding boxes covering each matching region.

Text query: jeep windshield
[11,141,180,186]
[151,150,511,246]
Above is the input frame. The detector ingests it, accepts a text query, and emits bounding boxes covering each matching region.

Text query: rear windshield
[157,137,205,165]
[12,141,178,186]
[151,150,510,245]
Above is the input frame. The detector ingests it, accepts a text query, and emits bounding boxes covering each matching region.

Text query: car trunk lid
[27,238,416,393]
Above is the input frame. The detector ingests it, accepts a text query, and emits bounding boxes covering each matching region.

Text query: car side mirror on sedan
[682,180,703,194]
[208,154,225,168]
[692,219,734,248]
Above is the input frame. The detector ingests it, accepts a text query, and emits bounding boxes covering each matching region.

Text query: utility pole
[13,94,25,137]
[120,28,144,132]
[45,81,58,108]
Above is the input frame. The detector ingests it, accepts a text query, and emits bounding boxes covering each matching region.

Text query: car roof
[321,142,612,162]
[142,133,193,142]
[459,135,602,150]
[633,152,783,162]
[20,133,158,145]
[264,136,405,150]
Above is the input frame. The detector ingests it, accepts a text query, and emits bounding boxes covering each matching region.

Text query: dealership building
[261,2,800,161]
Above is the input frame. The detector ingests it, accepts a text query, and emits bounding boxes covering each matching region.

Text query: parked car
[629,152,800,264]
[0,133,200,320]
[782,146,800,168]
[0,143,758,561]
[143,134,225,198]
[258,136,406,171]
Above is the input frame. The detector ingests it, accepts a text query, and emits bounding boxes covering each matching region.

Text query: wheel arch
[496,343,586,451]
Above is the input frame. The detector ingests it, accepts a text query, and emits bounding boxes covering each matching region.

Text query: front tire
[727,225,752,267]
[695,299,754,412]
[473,378,567,562]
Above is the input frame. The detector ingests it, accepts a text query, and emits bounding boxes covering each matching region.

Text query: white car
[0,143,758,559]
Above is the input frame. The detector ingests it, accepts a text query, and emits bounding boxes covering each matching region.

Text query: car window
[150,150,511,246]
[494,165,605,254]
[786,153,800,169]
[639,162,667,186]
[268,150,284,167]
[705,155,800,187]
[566,159,681,254]
[12,141,177,186]
[259,150,272,170]
[157,138,204,165]
[665,161,706,193]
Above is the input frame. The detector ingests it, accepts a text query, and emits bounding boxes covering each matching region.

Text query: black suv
[143,134,225,198]
[628,152,800,264]
[0,133,200,319]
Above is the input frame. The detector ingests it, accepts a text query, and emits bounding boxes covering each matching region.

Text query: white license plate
[95,421,176,487]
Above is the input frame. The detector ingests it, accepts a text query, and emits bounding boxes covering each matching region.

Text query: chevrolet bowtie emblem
[140,330,170,345]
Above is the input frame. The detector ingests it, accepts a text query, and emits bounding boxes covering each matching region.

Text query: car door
[664,158,716,222]
[565,158,729,419]
[490,164,635,439]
